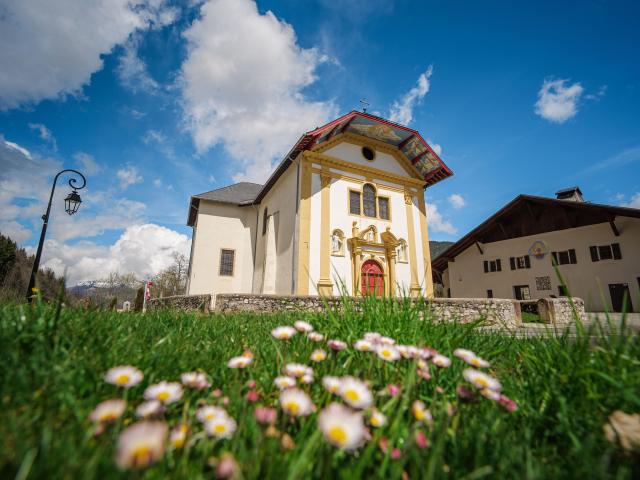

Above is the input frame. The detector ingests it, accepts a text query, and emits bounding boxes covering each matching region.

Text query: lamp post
[26,169,86,301]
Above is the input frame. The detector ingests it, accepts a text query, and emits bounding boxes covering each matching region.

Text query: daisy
[453,348,476,361]
[328,339,347,351]
[412,400,433,424]
[468,356,491,368]
[144,382,183,404]
[196,405,227,423]
[136,400,164,419]
[279,388,314,417]
[205,415,237,439]
[307,332,325,342]
[310,349,327,362]
[339,377,373,409]
[379,336,395,345]
[364,332,381,343]
[274,376,297,390]
[228,356,253,369]
[271,326,296,340]
[300,374,314,385]
[170,424,188,449]
[116,421,168,470]
[369,409,387,428]
[284,363,312,378]
[180,372,211,390]
[322,376,342,394]
[354,339,374,352]
[432,354,452,368]
[396,345,410,358]
[463,369,502,391]
[406,346,421,359]
[376,344,400,362]
[254,406,277,424]
[105,365,143,388]
[294,320,314,333]
[480,388,501,401]
[89,399,126,424]
[318,403,366,451]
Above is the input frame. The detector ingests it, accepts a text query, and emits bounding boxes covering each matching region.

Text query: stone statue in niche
[366,230,375,242]
[331,231,344,255]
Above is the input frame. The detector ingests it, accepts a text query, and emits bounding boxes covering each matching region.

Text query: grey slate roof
[193,182,262,205]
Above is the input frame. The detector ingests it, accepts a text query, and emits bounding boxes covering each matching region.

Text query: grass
[0,296,639,479]
[521,311,542,323]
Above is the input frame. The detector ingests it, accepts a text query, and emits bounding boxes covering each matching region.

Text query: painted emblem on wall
[529,240,549,260]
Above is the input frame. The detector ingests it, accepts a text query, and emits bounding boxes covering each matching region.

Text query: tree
[150,252,188,298]
[0,234,17,279]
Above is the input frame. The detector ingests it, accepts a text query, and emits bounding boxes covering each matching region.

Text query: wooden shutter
[510,257,516,270]
[363,184,376,217]
[525,255,531,268]
[496,259,502,271]
[611,243,622,260]
[483,260,488,273]
[378,197,390,220]
[568,249,577,264]
[589,246,599,262]
[349,191,361,215]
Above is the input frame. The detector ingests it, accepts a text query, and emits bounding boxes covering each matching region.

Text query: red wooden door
[361,260,384,296]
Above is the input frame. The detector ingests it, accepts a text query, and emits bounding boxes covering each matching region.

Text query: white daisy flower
[279,388,314,417]
[205,415,237,439]
[354,339,374,352]
[364,332,381,343]
[274,376,297,390]
[116,421,167,470]
[432,354,452,368]
[271,326,296,340]
[412,400,433,424]
[144,382,183,404]
[284,363,312,378]
[376,344,400,362]
[196,405,227,423]
[89,399,126,424]
[307,332,325,342]
[369,409,387,428]
[322,376,342,394]
[328,339,347,351]
[468,356,491,368]
[294,320,314,333]
[318,403,366,451]
[228,356,253,369]
[310,349,327,362]
[396,345,410,358]
[480,388,501,401]
[105,365,143,388]
[379,336,396,346]
[180,372,211,390]
[453,348,476,361]
[339,377,373,409]
[136,400,164,419]
[417,359,429,370]
[300,373,314,385]
[463,369,502,391]
[406,346,421,358]
[170,424,188,449]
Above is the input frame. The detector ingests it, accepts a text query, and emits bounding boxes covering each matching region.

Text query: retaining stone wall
[147,294,211,313]
[537,297,587,326]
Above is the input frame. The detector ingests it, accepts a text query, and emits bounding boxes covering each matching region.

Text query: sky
[1,0,639,285]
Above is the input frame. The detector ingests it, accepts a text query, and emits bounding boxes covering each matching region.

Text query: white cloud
[179,0,336,183]
[153,178,162,187]
[73,152,103,176]
[143,129,176,159]
[29,123,57,150]
[534,78,584,124]
[425,202,457,235]
[116,36,160,94]
[35,223,191,284]
[117,165,143,189]
[448,194,465,209]
[427,138,442,156]
[0,220,32,244]
[583,145,640,175]
[388,66,433,126]
[0,0,177,110]
[624,192,640,209]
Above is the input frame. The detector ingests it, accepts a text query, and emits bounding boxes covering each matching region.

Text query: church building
[185,111,452,299]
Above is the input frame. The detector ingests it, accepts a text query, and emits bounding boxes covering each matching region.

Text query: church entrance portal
[361,260,385,296]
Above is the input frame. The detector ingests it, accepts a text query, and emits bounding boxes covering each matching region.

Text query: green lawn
[1,298,638,479]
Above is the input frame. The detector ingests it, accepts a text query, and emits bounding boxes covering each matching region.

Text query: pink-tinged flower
[453,348,476,361]
[480,388,501,401]
[318,402,366,451]
[419,348,438,359]
[246,390,260,402]
[432,354,451,368]
[417,368,432,381]
[322,376,342,394]
[311,349,327,362]
[196,405,227,423]
[246,379,257,389]
[222,396,230,406]
[463,369,502,391]
[90,399,126,424]
[378,436,389,453]
[212,389,222,398]
[498,394,518,412]
[364,332,382,343]
[294,320,314,333]
[205,415,237,439]
[116,421,168,470]
[254,406,277,424]
[328,339,347,351]
[181,372,211,390]
[415,430,429,449]
[284,363,312,378]
[468,355,491,368]
[228,356,253,369]
[144,382,183,404]
[436,386,444,394]
[387,384,401,397]
[354,339,374,352]
[412,400,433,424]
[300,374,314,385]
[396,345,410,358]
[242,349,254,359]
[307,332,325,342]
[456,385,477,402]
[170,424,188,449]
[376,344,400,362]
[216,453,239,479]
[271,326,296,340]
[369,409,387,428]
[274,376,297,390]
[105,365,143,388]
[379,336,396,346]
[339,377,373,409]
[279,388,314,417]
[391,448,401,459]
[136,400,164,419]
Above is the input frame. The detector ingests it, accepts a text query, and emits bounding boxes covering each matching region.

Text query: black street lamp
[26,169,87,301]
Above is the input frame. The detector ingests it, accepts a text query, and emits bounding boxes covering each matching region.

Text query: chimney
[555,186,584,202]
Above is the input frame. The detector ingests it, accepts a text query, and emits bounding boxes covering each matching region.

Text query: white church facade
[185,111,452,298]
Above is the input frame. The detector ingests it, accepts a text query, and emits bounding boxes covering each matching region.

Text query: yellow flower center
[205,413,215,420]
[382,349,391,357]
[371,415,382,427]
[344,389,360,402]
[172,437,185,448]
[157,391,170,401]
[131,445,152,467]
[415,409,425,421]
[327,426,347,445]
[116,374,130,385]
[476,378,488,388]
[214,424,226,434]
[285,401,300,414]
[99,412,118,423]
[471,358,481,366]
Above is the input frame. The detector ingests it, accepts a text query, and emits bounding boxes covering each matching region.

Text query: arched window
[363,184,377,217]
[397,239,408,263]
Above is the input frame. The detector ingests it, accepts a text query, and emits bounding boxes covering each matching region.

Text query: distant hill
[429,240,454,259]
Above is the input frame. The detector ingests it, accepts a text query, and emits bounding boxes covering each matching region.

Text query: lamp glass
[64,191,82,215]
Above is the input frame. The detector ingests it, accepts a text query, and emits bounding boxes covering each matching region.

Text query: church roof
[188,182,262,226]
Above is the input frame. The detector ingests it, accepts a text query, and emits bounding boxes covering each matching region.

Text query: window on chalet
[363,184,377,217]
[487,289,493,298]
[219,249,235,276]
[590,243,622,262]
[510,255,531,270]
[551,249,577,265]
[349,184,391,220]
[483,259,502,273]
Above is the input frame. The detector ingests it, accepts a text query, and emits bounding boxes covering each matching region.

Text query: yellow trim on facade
[417,195,434,298]
[317,169,334,296]
[311,167,407,194]
[296,158,312,295]
[404,193,422,297]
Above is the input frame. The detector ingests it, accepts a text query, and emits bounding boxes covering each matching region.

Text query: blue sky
[1,0,639,284]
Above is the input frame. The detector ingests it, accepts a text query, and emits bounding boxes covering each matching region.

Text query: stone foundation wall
[147,294,211,313]
[425,298,519,329]
[537,297,587,326]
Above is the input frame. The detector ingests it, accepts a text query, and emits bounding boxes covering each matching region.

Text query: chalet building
[186,111,452,299]
[432,188,640,312]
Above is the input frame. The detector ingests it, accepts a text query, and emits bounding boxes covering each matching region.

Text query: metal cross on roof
[359,98,369,113]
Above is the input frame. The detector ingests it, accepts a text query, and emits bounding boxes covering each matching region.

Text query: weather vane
[359,98,369,113]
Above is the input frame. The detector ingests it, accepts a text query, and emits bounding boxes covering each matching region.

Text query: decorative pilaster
[317,171,334,296]
[404,192,422,297]
[296,156,312,295]
[417,195,434,298]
